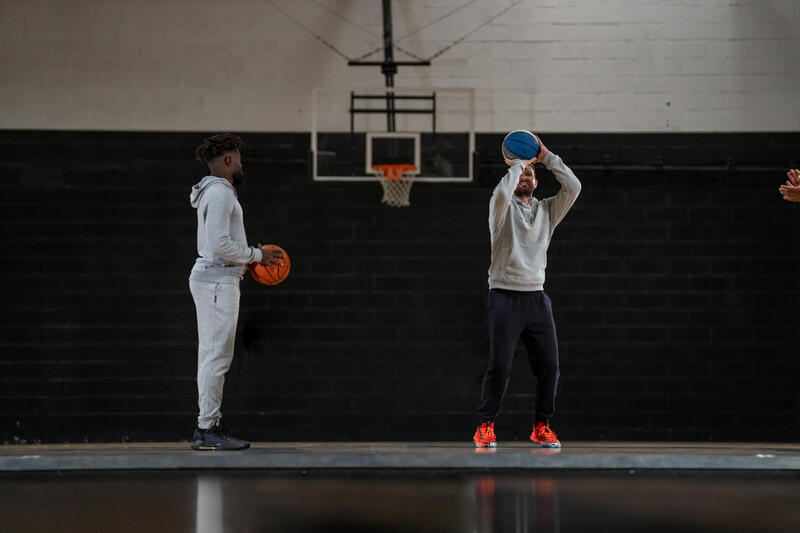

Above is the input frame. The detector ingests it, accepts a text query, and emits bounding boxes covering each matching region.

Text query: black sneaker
[191,421,250,451]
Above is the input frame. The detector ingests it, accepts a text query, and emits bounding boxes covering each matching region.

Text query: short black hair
[194,133,246,164]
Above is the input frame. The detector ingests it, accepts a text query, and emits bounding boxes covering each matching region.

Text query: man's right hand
[258,244,285,266]
[504,156,536,167]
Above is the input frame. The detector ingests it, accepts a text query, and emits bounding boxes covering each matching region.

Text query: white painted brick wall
[1,0,798,132]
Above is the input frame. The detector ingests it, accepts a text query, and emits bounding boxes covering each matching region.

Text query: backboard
[365,132,421,176]
[311,87,475,182]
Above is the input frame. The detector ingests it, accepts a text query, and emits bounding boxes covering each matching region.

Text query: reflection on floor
[1,470,799,533]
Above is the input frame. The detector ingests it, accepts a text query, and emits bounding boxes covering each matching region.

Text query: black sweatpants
[478,289,560,425]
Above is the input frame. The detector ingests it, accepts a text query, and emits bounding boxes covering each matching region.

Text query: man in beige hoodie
[473,133,581,449]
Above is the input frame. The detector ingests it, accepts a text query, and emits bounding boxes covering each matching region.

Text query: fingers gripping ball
[252,245,291,286]
[502,130,540,161]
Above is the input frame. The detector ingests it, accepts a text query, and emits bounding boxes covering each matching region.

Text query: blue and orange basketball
[502,130,540,161]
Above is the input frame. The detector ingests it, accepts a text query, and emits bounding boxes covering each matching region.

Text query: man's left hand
[532,135,549,163]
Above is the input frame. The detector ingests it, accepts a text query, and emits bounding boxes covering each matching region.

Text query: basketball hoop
[372,164,417,207]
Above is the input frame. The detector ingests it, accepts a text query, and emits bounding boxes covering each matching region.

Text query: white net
[379,177,414,207]
[374,165,416,208]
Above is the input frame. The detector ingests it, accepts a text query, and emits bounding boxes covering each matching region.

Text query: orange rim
[372,164,417,181]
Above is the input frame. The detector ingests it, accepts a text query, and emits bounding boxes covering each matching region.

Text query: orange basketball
[251,245,290,286]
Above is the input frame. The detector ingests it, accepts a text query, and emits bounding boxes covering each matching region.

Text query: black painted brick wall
[1,130,798,443]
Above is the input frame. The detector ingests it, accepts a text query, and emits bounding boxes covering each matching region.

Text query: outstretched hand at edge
[779,169,800,202]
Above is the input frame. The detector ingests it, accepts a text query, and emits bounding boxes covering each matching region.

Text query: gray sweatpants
[189,280,240,429]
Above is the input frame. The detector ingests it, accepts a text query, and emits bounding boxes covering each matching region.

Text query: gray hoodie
[189,176,263,284]
[488,152,581,291]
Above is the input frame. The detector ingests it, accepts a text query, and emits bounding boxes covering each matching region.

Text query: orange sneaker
[530,422,561,448]
[473,422,497,448]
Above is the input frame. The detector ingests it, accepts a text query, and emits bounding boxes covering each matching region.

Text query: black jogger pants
[478,289,560,425]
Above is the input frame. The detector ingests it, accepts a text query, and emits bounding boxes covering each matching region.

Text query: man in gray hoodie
[189,133,283,450]
[473,134,581,449]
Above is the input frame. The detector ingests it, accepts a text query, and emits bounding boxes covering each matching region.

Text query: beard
[514,182,533,197]
[232,170,245,188]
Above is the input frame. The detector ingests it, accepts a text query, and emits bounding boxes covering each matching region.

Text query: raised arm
[540,151,581,227]
[203,185,261,264]
[490,159,529,235]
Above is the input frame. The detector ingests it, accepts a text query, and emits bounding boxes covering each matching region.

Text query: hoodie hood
[189,176,234,208]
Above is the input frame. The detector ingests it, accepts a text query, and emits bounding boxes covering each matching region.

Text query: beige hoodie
[488,152,581,291]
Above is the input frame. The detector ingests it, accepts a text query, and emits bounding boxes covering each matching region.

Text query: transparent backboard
[366,132,420,175]
[311,87,475,182]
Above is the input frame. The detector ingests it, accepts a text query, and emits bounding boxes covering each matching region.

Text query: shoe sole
[530,440,561,448]
[473,440,497,448]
